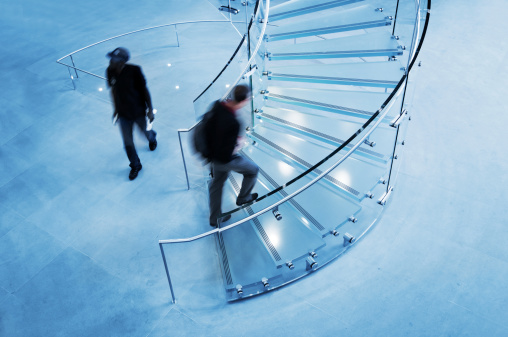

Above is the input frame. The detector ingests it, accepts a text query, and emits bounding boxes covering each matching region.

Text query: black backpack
[192,102,218,162]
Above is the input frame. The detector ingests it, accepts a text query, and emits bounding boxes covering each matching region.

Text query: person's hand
[147,109,155,123]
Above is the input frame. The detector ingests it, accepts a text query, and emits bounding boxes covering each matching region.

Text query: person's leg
[134,115,157,150]
[119,117,141,169]
[228,155,259,203]
[209,163,229,226]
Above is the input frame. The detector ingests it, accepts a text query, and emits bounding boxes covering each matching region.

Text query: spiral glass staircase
[163,0,431,302]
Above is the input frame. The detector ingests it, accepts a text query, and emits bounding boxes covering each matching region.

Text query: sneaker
[129,165,142,180]
[210,214,231,227]
[149,140,157,151]
[236,193,258,206]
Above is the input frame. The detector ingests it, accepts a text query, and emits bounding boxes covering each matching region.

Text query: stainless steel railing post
[159,243,176,304]
[66,66,76,90]
[178,129,190,190]
[174,24,180,48]
[69,55,79,78]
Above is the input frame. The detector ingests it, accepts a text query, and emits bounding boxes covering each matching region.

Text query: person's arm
[144,87,154,122]
[136,66,154,122]
[106,67,118,123]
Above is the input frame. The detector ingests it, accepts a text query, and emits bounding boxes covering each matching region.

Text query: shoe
[236,193,258,206]
[210,214,231,228]
[129,165,142,180]
[149,139,157,151]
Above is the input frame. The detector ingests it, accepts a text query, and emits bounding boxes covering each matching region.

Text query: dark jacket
[207,101,240,164]
[106,64,149,120]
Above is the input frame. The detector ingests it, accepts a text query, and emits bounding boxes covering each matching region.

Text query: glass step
[266,61,404,88]
[243,146,362,238]
[256,106,395,163]
[264,86,392,120]
[249,126,388,201]
[266,5,391,41]
[270,0,366,22]
[267,31,403,60]
[227,171,326,267]
[217,217,280,297]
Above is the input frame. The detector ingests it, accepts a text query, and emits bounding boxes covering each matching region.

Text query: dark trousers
[209,155,259,225]
[118,116,156,168]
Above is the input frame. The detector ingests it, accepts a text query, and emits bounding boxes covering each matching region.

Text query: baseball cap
[107,47,130,63]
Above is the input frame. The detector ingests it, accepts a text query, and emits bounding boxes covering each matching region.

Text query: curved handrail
[160,89,400,244]
[161,0,431,244]
[56,19,244,75]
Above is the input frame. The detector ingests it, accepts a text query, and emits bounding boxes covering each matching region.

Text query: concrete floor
[1,0,507,336]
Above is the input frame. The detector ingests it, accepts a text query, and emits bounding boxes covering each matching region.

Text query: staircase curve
[162,0,431,302]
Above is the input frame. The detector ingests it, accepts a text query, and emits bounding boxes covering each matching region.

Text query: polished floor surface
[1,0,507,336]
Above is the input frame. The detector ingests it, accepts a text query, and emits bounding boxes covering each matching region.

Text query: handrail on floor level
[55,20,244,86]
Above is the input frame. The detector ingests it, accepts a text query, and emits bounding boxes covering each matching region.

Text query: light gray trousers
[209,155,259,225]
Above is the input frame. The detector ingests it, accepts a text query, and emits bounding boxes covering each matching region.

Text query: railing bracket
[364,139,376,147]
[286,261,294,270]
[272,206,282,220]
[376,8,383,12]
[309,251,318,258]
[261,277,269,288]
[348,216,358,223]
[343,233,355,247]
[306,257,318,271]
[331,230,340,237]
[366,191,374,199]
[378,187,394,205]
[390,109,408,128]
[236,284,243,295]
[242,65,258,79]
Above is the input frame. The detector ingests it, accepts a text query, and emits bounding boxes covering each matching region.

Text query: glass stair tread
[217,220,280,288]
[257,106,394,162]
[270,0,366,22]
[266,61,404,88]
[243,146,362,237]
[249,126,387,201]
[227,171,326,266]
[265,86,391,119]
[266,5,391,41]
[268,31,402,60]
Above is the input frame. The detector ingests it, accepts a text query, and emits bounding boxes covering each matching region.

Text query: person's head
[107,47,130,72]
[229,84,251,110]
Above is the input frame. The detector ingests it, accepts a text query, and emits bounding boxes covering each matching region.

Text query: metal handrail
[161,90,400,246]
[178,122,200,190]
[56,19,244,77]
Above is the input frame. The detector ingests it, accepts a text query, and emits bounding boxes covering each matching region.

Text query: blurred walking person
[106,47,157,180]
[206,84,259,227]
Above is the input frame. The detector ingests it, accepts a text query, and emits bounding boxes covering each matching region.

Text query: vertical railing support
[69,55,79,78]
[392,0,401,35]
[159,243,176,304]
[174,24,180,47]
[386,0,422,191]
[178,130,190,190]
[66,67,76,90]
